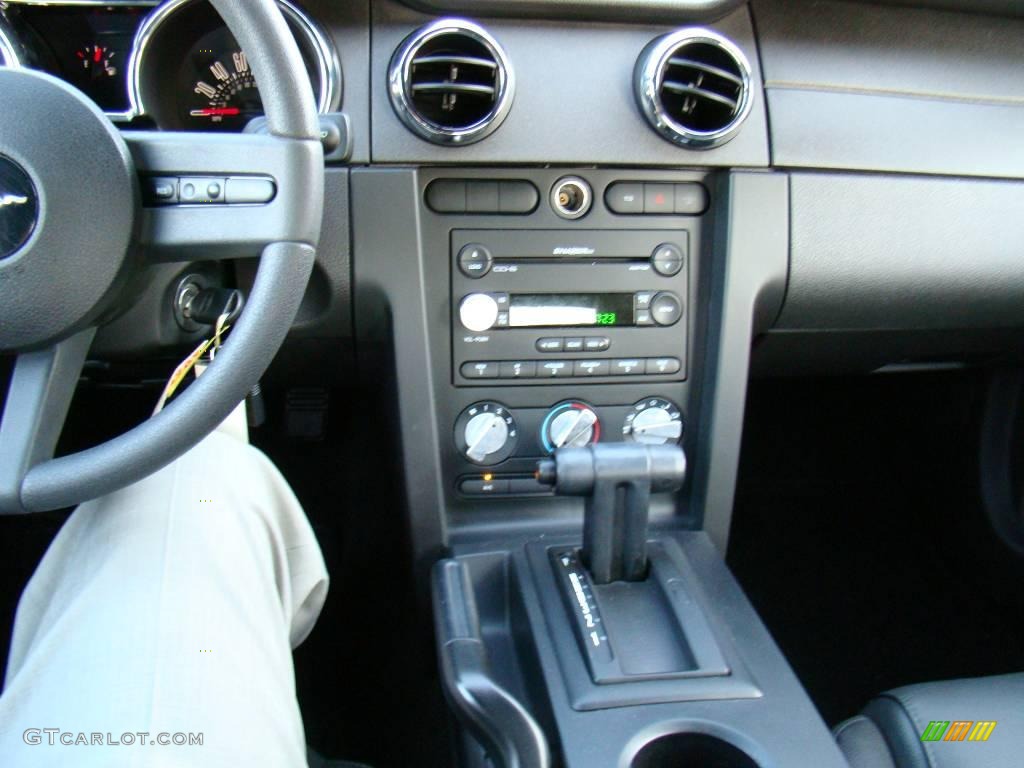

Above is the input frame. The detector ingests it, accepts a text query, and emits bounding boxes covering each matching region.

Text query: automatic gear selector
[536,443,686,584]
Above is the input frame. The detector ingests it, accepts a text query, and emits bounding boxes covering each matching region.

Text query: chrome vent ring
[388,19,514,146]
[635,28,752,149]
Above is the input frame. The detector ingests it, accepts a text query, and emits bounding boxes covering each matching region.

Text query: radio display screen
[508,294,635,328]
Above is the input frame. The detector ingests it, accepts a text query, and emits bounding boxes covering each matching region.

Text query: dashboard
[0,0,340,129]
[5,0,1024,548]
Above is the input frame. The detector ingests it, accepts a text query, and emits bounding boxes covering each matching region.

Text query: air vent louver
[389,20,514,146]
[635,29,752,149]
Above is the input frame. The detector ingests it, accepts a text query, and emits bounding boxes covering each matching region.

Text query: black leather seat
[835,673,1024,768]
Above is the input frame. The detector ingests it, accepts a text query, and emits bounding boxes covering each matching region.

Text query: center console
[353,166,843,767]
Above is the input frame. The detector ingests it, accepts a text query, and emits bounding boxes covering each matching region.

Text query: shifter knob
[537,443,686,584]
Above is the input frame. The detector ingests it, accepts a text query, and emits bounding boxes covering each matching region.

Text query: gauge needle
[190,107,242,117]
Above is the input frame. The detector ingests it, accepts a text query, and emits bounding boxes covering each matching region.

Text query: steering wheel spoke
[125,131,322,263]
[0,329,96,514]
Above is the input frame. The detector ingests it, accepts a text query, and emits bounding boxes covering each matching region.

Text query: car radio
[452,230,690,385]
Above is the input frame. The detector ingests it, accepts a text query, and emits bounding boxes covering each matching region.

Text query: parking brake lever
[536,444,686,584]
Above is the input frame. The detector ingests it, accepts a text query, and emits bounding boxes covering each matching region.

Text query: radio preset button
[651,292,683,326]
[461,361,500,378]
[536,338,564,353]
[500,361,536,379]
[574,360,610,377]
[613,359,645,375]
[459,293,500,332]
[457,244,494,278]
[651,243,684,276]
[564,337,585,352]
[584,336,610,352]
[646,357,682,375]
[539,361,572,378]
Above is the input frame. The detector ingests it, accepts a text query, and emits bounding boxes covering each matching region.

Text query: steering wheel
[0,0,324,514]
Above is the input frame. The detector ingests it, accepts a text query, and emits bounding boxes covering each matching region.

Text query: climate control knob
[623,397,683,445]
[459,293,500,332]
[455,401,518,465]
[541,401,601,454]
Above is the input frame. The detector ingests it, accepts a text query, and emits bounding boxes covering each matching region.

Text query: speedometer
[133,0,340,132]
[180,27,261,131]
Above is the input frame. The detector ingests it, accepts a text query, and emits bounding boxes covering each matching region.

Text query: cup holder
[630,732,760,768]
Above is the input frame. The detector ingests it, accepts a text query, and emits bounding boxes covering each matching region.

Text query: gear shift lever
[536,443,686,584]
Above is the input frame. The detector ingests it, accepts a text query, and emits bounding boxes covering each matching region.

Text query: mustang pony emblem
[0,193,30,207]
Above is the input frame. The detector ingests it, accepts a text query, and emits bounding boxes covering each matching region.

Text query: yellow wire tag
[152,322,231,415]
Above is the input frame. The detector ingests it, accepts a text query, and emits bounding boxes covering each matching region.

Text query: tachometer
[133,0,340,132]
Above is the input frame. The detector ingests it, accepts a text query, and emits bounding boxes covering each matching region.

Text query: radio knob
[650,292,683,327]
[459,293,500,332]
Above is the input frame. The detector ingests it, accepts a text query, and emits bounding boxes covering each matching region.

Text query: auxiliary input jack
[550,176,592,219]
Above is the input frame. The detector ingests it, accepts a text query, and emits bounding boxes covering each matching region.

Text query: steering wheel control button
[459,293,500,332]
[225,177,276,205]
[651,243,685,276]
[145,177,179,205]
[458,244,494,278]
[0,155,39,260]
[646,357,682,375]
[675,183,709,215]
[179,177,227,204]
[651,292,683,326]
[644,183,674,215]
[605,182,644,214]
[536,337,564,353]
[460,361,500,379]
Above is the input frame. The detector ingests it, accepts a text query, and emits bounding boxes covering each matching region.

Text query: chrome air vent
[635,29,752,149]
[389,19,513,146]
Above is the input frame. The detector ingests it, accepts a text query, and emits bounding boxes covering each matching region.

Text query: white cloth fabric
[0,424,328,767]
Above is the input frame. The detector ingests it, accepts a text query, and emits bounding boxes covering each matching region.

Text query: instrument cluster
[0,0,340,130]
